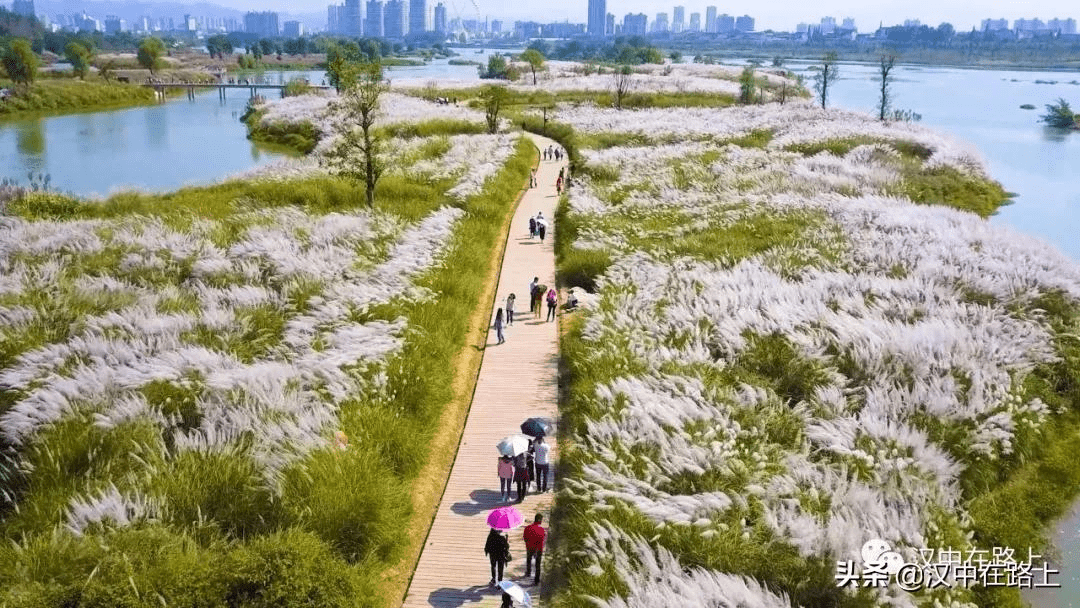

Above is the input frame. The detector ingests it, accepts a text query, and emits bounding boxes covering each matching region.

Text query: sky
[123,0,1078,32]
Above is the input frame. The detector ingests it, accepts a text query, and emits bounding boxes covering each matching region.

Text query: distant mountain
[33,0,326,31]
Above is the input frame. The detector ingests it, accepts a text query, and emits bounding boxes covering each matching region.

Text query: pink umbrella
[486,506,524,530]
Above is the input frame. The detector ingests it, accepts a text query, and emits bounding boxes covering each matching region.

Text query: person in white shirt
[534,435,551,493]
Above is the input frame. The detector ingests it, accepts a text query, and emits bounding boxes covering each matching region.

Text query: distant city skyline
[97,0,1076,32]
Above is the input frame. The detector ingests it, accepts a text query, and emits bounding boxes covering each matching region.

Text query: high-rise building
[409,0,428,34]
[672,6,684,32]
[689,12,700,32]
[653,12,668,33]
[605,12,613,35]
[136,15,151,31]
[183,14,196,31]
[819,16,836,34]
[622,12,647,35]
[841,17,856,31]
[903,18,921,27]
[980,18,1008,31]
[364,0,384,36]
[104,14,124,33]
[245,11,279,37]
[705,6,716,33]
[434,2,447,33]
[587,0,606,36]
[717,13,734,33]
[328,4,341,33]
[383,0,408,36]
[345,0,363,35]
[284,20,304,36]
[12,0,34,17]
[734,15,754,32]
[1048,18,1077,35]
[490,19,501,33]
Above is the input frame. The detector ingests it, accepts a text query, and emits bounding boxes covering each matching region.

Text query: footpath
[400,133,566,608]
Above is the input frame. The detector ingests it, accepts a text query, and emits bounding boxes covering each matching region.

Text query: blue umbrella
[520,417,552,438]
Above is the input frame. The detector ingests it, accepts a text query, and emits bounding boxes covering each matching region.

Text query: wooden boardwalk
[401,134,566,608]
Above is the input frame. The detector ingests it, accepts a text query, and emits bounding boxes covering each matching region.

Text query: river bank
[0,80,161,118]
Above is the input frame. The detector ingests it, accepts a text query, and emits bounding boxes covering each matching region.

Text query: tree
[739,66,756,104]
[137,37,165,74]
[99,59,116,82]
[480,85,508,134]
[814,51,839,109]
[612,65,633,110]
[1040,98,1078,129]
[520,48,545,85]
[64,41,92,79]
[480,54,508,79]
[877,53,897,121]
[206,35,233,59]
[322,62,387,208]
[2,39,39,88]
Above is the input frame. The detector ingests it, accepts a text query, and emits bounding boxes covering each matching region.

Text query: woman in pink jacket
[497,455,515,502]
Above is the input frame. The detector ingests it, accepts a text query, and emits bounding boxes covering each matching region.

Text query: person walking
[526,445,536,492]
[529,215,536,238]
[523,514,547,586]
[530,169,537,188]
[532,282,544,319]
[514,451,529,502]
[546,288,558,322]
[498,455,515,502]
[534,435,550,492]
[506,293,516,326]
[537,217,547,243]
[556,176,563,194]
[494,308,505,345]
[485,527,511,586]
[528,277,539,314]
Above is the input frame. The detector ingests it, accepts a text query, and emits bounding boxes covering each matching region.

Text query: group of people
[542,145,564,161]
[497,434,551,503]
[530,276,559,323]
[529,211,547,242]
[484,513,547,596]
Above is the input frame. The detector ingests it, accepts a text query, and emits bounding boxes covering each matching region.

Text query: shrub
[1040,98,1078,129]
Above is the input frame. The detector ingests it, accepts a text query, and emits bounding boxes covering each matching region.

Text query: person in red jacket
[523,513,547,586]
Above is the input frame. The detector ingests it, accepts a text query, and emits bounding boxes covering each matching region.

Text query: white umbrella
[497,434,531,456]
[497,580,532,606]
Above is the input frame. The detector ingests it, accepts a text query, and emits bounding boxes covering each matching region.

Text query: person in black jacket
[485,527,510,586]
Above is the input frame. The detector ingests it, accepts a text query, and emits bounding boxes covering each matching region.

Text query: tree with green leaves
[738,66,756,104]
[1040,98,1078,129]
[877,53,898,121]
[480,85,508,134]
[612,65,633,110]
[64,41,92,79]
[480,54,508,79]
[519,48,544,85]
[137,37,165,75]
[206,35,233,60]
[814,51,839,109]
[2,39,39,88]
[322,61,387,208]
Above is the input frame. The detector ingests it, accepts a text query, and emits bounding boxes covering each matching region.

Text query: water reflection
[15,119,44,157]
[1040,126,1072,143]
[145,105,168,149]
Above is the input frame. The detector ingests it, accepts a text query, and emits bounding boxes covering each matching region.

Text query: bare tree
[877,53,897,121]
[814,52,839,109]
[613,65,634,110]
[322,62,387,208]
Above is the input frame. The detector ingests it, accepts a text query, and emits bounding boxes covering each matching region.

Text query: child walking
[494,308,505,344]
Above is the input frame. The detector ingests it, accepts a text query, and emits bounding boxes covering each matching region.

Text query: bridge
[141,82,335,101]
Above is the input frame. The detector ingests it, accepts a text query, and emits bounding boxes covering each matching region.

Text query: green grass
[895,164,1012,218]
[0,80,158,117]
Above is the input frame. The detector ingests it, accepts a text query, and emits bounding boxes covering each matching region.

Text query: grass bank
[0,80,158,118]
[0,132,535,607]
[543,103,1078,608]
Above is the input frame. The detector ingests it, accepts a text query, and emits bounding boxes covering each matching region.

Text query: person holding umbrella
[498,580,531,607]
[485,526,511,587]
[498,454,515,502]
[514,451,529,502]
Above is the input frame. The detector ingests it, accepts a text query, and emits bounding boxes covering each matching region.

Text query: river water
[0,48,511,198]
